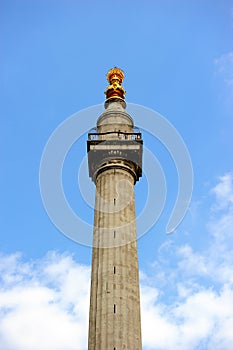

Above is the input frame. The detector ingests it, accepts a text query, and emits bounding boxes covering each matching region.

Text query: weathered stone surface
[88,100,142,350]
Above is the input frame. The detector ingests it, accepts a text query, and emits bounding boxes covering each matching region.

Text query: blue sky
[1,1,233,349]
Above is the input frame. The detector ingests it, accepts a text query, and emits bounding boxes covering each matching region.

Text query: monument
[87,68,143,350]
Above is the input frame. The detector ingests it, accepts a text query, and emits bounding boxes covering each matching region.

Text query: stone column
[88,168,142,350]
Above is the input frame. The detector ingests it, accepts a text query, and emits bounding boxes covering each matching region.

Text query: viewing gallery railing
[88,131,142,141]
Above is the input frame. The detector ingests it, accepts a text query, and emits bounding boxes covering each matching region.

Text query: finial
[104,67,126,101]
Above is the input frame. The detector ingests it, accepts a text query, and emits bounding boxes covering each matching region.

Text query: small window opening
[114,304,116,313]
[114,198,116,205]
[114,266,116,274]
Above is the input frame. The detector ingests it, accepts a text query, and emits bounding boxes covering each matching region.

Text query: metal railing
[88,131,142,141]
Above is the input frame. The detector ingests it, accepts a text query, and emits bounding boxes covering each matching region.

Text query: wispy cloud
[215,52,233,93]
[0,173,233,349]
[211,172,233,210]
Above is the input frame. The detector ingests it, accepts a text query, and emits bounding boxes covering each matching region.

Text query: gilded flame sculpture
[105,67,126,100]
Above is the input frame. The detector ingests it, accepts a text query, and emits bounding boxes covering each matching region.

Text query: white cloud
[140,282,233,350]
[0,252,90,350]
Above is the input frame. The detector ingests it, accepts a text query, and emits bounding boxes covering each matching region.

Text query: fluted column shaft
[88,167,142,350]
